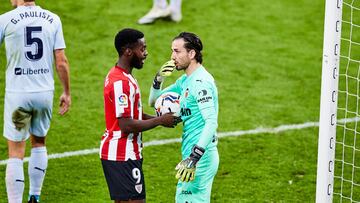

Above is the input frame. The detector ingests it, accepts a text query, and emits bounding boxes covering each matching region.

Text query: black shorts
[101,159,146,201]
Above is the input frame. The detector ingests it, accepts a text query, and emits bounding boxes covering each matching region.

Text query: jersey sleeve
[113,80,133,118]
[53,18,66,50]
[0,15,5,45]
[161,82,182,95]
[193,81,218,148]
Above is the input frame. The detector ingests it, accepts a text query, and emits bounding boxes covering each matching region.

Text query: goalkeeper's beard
[175,62,190,71]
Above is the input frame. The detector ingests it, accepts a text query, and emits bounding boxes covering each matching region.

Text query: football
[154,92,181,116]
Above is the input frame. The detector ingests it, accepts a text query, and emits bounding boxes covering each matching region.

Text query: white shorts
[3,91,54,141]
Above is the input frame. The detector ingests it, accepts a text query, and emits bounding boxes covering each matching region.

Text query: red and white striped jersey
[100,66,143,161]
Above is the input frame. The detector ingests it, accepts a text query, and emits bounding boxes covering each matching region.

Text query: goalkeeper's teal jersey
[162,66,218,158]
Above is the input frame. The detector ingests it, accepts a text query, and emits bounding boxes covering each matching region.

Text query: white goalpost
[317,0,360,202]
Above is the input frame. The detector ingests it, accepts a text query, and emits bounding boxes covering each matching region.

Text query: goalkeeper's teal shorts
[175,148,219,203]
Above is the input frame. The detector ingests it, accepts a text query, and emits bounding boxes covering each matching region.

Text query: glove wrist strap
[190,145,205,162]
[152,74,162,89]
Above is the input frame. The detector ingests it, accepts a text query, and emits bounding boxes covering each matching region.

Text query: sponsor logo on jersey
[118,94,128,107]
[14,67,50,75]
[197,96,212,104]
[135,184,143,194]
[180,108,191,116]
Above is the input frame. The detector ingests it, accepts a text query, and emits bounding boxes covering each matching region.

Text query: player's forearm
[197,108,218,148]
[118,117,162,134]
[149,86,162,107]
[143,113,155,120]
[57,63,70,94]
[197,119,217,148]
[55,50,70,94]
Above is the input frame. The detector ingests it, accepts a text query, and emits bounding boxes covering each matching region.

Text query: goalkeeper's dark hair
[115,28,144,56]
[174,32,203,63]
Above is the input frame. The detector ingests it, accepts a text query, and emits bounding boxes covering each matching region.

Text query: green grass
[0,0,327,202]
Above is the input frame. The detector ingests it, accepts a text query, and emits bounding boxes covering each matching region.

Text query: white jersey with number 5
[0,5,66,93]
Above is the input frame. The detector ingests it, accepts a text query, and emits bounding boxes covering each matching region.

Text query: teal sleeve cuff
[149,86,162,107]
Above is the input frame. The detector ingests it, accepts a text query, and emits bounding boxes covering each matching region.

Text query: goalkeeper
[149,32,219,203]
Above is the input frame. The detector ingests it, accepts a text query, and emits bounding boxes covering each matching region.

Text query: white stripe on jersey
[137,88,143,159]
[137,132,143,159]
[99,131,108,158]
[124,72,138,88]
[114,81,125,117]
[129,81,135,119]
[138,89,142,120]
[107,131,121,160]
[125,133,136,160]
[123,72,143,160]
[99,140,105,158]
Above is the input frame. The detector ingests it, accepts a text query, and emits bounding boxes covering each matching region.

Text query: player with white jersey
[100,28,180,203]
[0,0,71,203]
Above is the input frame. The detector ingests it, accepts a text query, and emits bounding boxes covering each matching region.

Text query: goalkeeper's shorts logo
[135,184,143,194]
[181,190,192,195]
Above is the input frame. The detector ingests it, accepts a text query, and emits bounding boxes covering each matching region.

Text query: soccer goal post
[317,0,360,202]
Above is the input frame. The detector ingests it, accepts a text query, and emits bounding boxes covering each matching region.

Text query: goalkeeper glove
[152,60,176,89]
[152,72,163,90]
[159,60,176,77]
[175,145,205,182]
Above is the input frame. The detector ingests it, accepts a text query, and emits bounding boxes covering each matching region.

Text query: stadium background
[0,0,324,202]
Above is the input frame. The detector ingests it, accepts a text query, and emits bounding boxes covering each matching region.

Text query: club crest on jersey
[184,88,189,98]
[135,184,143,194]
[118,94,128,107]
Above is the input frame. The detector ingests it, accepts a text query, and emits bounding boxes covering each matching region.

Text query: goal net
[317,0,360,202]
[334,0,360,201]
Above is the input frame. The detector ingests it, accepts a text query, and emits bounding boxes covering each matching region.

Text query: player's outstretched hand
[175,145,205,182]
[159,60,176,77]
[159,112,182,128]
[59,92,71,115]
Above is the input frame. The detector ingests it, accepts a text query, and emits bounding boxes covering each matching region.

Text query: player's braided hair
[115,28,144,56]
[174,32,203,63]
